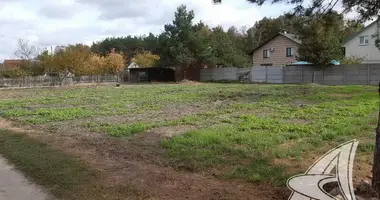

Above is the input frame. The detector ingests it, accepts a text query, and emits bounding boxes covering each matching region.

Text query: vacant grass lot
[0,83,377,199]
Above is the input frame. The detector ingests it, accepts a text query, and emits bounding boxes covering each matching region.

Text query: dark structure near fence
[128,67,176,83]
[174,66,203,81]
[201,64,380,85]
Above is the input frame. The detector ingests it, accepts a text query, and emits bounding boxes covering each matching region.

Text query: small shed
[127,62,139,69]
[129,67,175,83]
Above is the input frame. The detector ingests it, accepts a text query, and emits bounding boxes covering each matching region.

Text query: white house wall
[344,22,380,63]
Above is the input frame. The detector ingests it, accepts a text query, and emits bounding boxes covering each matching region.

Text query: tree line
[88,5,366,67]
[0,4,368,78]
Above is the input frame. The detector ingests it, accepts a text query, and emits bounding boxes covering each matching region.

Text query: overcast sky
[0,0,359,62]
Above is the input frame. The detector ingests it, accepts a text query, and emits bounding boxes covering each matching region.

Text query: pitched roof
[280,33,301,44]
[128,62,139,69]
[250,32,302,54]
[344,18,379,44]
[3,59,24,68]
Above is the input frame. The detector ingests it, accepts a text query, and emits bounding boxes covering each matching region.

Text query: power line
[0,34,60,46]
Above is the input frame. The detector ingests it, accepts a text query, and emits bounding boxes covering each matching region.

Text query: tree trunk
[372,82,380,194]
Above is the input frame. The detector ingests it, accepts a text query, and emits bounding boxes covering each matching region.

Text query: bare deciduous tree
[14,39,38,60]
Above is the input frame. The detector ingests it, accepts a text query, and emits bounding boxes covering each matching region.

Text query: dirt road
[0,156,49,200]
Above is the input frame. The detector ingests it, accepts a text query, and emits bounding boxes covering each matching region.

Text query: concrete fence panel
[200,69,213,81]
[199,64,380,85]
[369,64,380,85]
[266,67,283,83]
[211,68,238,81]
[251,66,267,83]
[200,68,238,81]
[283,65,302,84]
[323,65,345,85]
[301,67,323,84]
[344,64,369,85]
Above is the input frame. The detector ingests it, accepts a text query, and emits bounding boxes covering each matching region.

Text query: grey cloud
[0,38,18,60]
[0,19,36,31]
[77,0,171,21]
[98,5,145,20]
[38,3,80,19]
[37,24,103,45]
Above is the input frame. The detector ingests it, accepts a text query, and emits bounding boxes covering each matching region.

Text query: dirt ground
[0,118,288,200]
[0,84,376,200]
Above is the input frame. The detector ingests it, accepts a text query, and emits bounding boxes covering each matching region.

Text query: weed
[107,123,152,137]
[0,84,377,187]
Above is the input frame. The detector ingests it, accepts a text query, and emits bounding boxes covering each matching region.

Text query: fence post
[343,65,347,85]
[368,64,371,85]
[301,65,304,83]
[265,66,268,83]
[282,66,285,84]
[322,67,325,85]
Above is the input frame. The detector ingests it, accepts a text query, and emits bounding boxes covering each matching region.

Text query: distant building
[2,59,24,70]
[127,62,139,69]
[344,19,380,63]
[252,32,301,66]
[1,59,40,71]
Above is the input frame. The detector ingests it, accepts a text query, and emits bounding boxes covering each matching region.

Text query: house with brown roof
[252,32,301,66]
[1,59,24,70]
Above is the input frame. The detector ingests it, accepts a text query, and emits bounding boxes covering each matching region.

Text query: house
[344,19,380,63]
[252,32,301,66]
[1,59,24,70]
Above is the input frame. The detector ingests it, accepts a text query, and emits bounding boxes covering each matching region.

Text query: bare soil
[0,118,286,200]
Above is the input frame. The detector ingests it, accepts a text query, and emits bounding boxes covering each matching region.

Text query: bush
[340,56,364,64]
[0,68,28,78]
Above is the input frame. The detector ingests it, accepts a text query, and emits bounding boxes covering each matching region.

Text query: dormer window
[359,36,369,45]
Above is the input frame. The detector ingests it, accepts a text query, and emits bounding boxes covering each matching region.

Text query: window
[286,47,293,57]
[263,49,270,58]
[137,72,148,81]
[260,63,273,66]
[359,36,369,45]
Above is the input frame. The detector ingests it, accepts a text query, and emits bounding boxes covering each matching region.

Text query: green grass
[0,129,143,200]
[160,84,378,184]
[225,157,288,186]
[0,129,94,199]
[0,84,377,187]
[106,123,153,137]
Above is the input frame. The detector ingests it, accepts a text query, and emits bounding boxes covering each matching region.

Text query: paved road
[0,156,49,200]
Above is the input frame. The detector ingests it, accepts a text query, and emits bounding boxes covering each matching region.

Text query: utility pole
[372,82,380,194]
